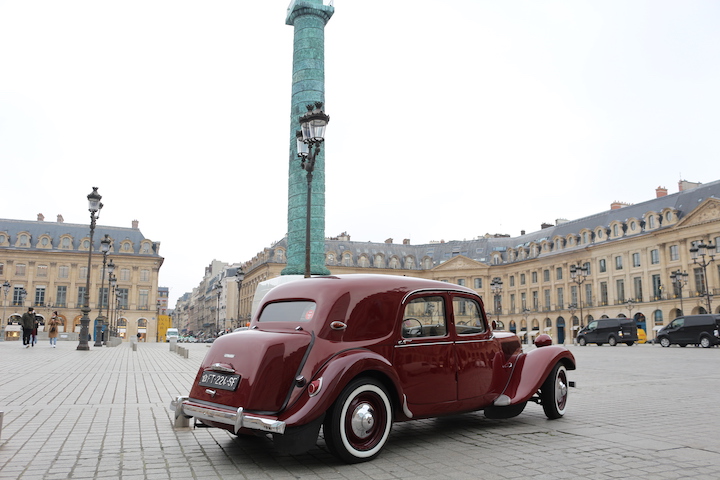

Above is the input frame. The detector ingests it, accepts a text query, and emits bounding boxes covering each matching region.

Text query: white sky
[2,1,719,308]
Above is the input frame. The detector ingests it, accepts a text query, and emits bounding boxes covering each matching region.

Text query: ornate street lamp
[78,187,103,351]
[626,299,636,319]
[690,240,716,313]
[296,101,329,278]
[490,277,503,326]
[2,280,10,324]
[108,273,117,340]
[570,264,589,328]
[94,234,111,347]
[106,259,115,340]
[669,269,689,316]
[214,282,223,335]
[235,268,245,328]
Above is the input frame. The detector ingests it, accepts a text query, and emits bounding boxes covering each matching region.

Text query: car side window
[453,297,485,335]
[402,296,447,338]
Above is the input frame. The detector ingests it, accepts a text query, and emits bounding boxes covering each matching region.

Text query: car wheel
[596,343,603,346]
[700,336,712,348]
[324,378,393,463]
[625,342,634,346]
[541,363,568,419]
[608,336,617,346]
[577,337,586,346]
[484,401,527,419]
[679,344,687,347]
[660,337,671,348]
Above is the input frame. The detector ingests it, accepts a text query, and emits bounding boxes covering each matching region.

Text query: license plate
[198,371,241,391]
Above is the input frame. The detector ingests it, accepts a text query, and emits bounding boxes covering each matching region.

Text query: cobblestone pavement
[1,339,719,479]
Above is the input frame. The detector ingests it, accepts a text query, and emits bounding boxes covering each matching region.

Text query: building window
[520,274,526,285]
[599,259,606,273]
[79,267,88,280]
[669,245,679,261]
[613,224,619,237]
[77,287,86,307]
[140,269,150,282]
[275,250,285,263]
[654,310,663,325]
[343,253,352,266]
[141,243,151,254]
[556,267,563,280]
[616,279,625,303]
[13,286,25,305]
[389,257,400,269]
[615,256,623,270]
[56,286,67,307]
[544,289,551,309]
[15,264,27,276]
[457,279,465,287]
[632,253,641,267]
[62,237,71,248]
[33,287,45,306]
[571,285,578,305]
[404,256,414,269]
[58,265,69,278]
[19,234,29,247]
[98,288,109,308]
[117,288,129,308]
[0,263,3,276]
[585,283,592,306]
[532,291,538,310]
[650,249,660,265]
[474,278,482,289]
[139,289,149,309]
[37,265,48,277]
[531,272,538,283]
[510,294,516,312]
[543,269,550,282]
[521,292,527,309]
[648,215,655,229]
[509,276,515,287]
[633,277,643,302]
[652,274,661,300]
[693,268,706,295]
[120,268,131,281]
[557,287,564,308]
[600,282,608,305]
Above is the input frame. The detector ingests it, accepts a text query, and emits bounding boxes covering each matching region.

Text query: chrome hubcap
[351,402,375,439]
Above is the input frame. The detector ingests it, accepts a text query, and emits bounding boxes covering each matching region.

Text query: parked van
[166,328,179,342]
[657,315,720,348]
[576,318,638,346]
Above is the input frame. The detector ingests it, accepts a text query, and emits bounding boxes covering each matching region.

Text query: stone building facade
[1,215,164,342]
[179,180,720,344]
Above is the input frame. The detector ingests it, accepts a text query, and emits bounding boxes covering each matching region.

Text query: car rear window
[259,301,317,323]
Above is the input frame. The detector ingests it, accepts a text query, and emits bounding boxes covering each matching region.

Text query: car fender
[498,346,575,405]
[279,348,404,427]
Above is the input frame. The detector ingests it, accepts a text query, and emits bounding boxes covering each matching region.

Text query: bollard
[132,342,137,352]
[170,396,191,428]
[169,338,177,352]
[0,411,3,440]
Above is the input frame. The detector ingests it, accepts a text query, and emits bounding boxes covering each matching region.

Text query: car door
[393,294,456,406]
[451,295,495,402]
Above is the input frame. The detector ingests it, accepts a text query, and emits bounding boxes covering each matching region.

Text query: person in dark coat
[21,307,36,348]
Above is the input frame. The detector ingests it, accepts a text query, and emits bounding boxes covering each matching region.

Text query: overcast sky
[2,1,719,308]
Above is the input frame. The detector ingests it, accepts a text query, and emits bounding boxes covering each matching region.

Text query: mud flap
[272,414,325,455]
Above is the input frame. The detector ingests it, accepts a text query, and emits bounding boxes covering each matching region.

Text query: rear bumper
[170,396,286,434]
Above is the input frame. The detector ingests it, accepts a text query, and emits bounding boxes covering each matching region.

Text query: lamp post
[690,240,716,313]
[669,269,689,316]
[296,101,330,278]
[78,187,103,351]
[106,259,115,340]
[214,282,222,336]
[570,264,589,328]
[2,280,10,324]
[235,268,245,328]
[108,273,117,340]
[626,299,636,319]
[490,277,503,327]
[94,234,111,347]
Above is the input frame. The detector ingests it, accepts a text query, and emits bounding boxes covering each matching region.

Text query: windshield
[259,301,317,323]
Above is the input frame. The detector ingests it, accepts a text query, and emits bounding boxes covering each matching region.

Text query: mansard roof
[264,180,720,269]
[0,218,161,256]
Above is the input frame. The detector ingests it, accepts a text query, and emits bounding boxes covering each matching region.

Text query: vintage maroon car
[171,274,575,463]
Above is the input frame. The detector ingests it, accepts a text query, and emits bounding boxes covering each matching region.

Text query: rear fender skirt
[498,346,575,404]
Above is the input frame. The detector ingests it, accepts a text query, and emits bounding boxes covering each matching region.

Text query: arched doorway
[556,316,566,344]
[137,318,148,342]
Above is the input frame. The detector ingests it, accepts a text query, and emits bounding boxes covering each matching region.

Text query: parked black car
[657,314,720,348]
[576,318,638,346]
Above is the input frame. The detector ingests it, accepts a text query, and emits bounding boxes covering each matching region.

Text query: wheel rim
[341,387,389,454]
[555,367,568,413]
[701,337,710,348]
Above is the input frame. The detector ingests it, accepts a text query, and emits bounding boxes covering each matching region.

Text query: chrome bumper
[170,396,286,434]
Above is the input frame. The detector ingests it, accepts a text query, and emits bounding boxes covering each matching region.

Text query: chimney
[520,230,526,236]
[132,219,139,229]
[385,238,393,244]
[57,214,64,223]
[403,239,411,245]
[611,201,630,210]
[656,186,668,198]
[37,213,45,221]
[541,222,553,229]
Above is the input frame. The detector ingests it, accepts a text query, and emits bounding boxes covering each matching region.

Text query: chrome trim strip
[176,399,286,435]
[455,338,495,344]
[394,341,453,348]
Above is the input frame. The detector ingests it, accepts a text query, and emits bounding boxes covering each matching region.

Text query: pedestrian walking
[20,307,36,348]
[48,311,60,348]
[31,317,39,346]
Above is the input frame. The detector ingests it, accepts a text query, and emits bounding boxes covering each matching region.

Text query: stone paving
[1,338,719,479]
